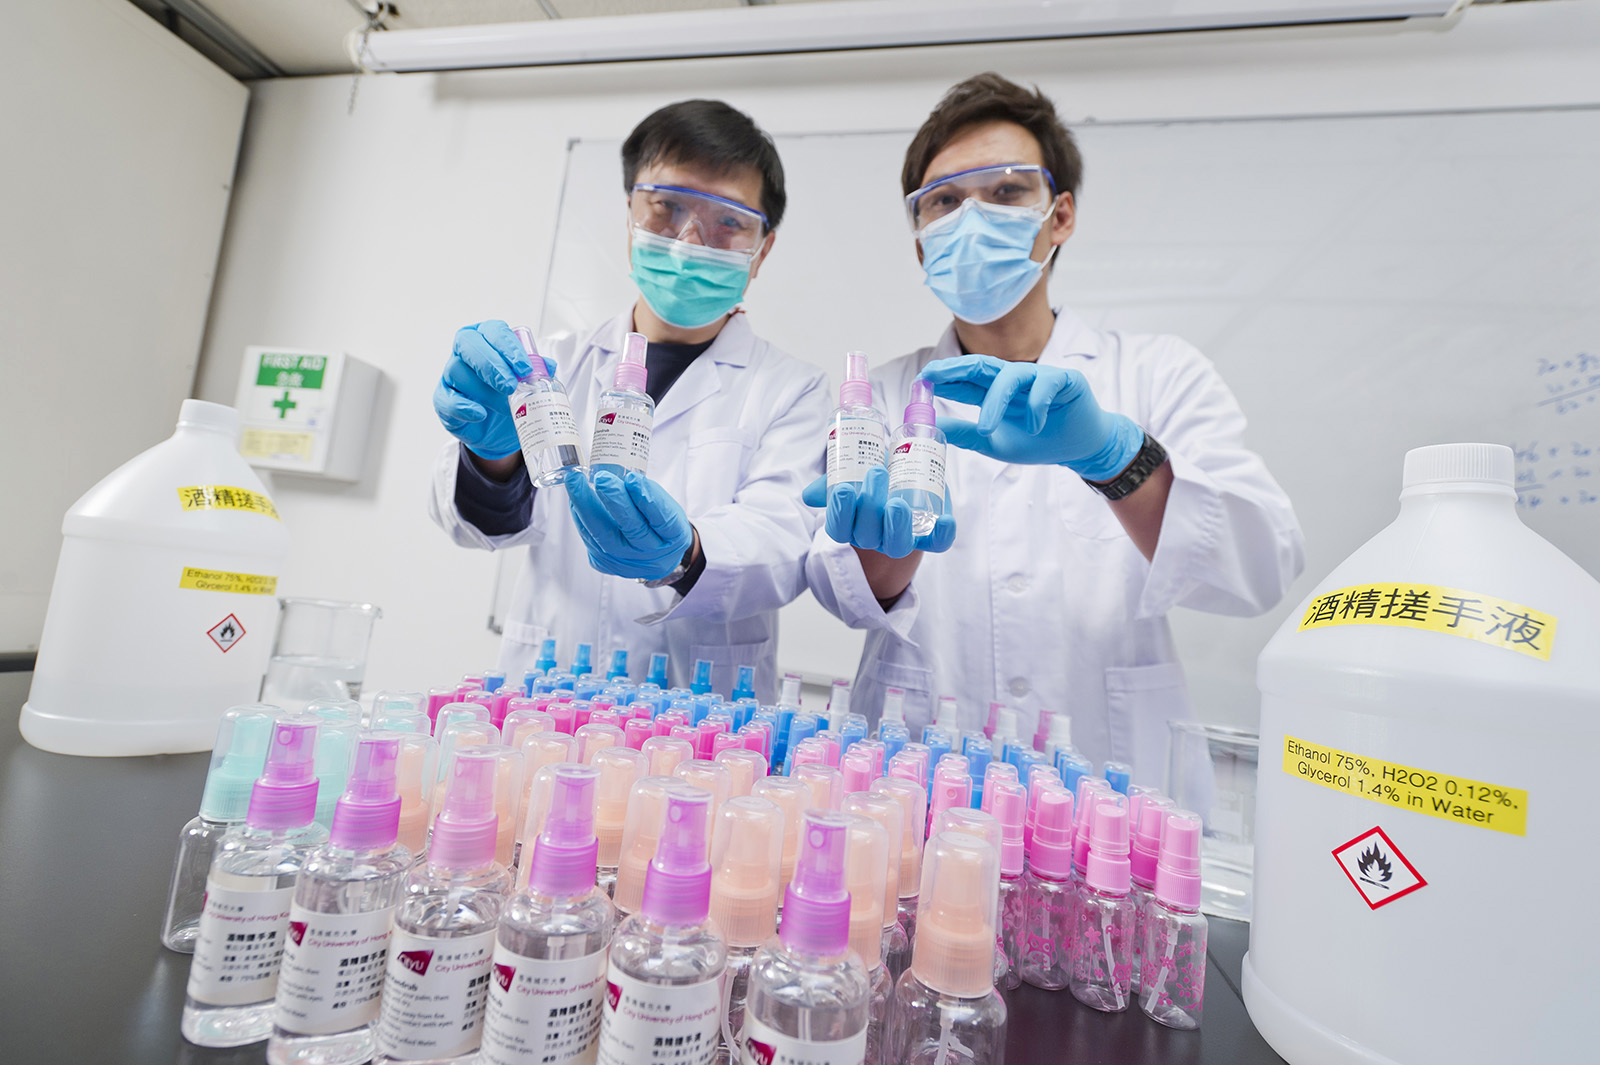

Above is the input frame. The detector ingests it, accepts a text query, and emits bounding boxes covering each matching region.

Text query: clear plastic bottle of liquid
[984,780,1027,992]
[886,832,1007,1065]
[182,717,328,1047]
[886,378,946,536]
[269,736,413,1065]
[1018,787,1074,990]
[596,788,726,1065]
[1141,810,1207,1030]
[589,331,653,480]
[1128,792,1175,994]
[708,796,785,1065]
[481,765,616,1065]
[867,776,924,982]
[741,811,871,1065]
[507,326,583,487]
[841,809,893,1065]
[161,705,275,952]
[1070,799,1136,1012]
[375,748,513,1064]
[825,350,889,490]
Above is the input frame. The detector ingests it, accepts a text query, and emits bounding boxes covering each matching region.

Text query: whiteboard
[499,108,1600,720]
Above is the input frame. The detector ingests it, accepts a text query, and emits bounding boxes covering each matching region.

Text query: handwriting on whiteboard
[1536,354,1600,416]
[1514,441,1598,509]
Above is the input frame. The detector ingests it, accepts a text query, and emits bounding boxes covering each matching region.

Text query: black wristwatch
[1086,433,1168,501]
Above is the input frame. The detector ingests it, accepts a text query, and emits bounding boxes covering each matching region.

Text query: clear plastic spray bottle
[709,796,785,1065]
[269,735,412,1065]
[182,716,328,1047]
[1069,799,1136,1012]
[1140,810,1207,1030]
[985,780,1028,992]
[841,809,893,1065]
[375,748,513,1063]
[868,776,925,983]
[596,787,726,1065]
[507,326,583,486]
[589,331,653,479]
[826,350,889,490]
[886,378,946,536]
[1018,788,1074,990]
[481,764,616,1065]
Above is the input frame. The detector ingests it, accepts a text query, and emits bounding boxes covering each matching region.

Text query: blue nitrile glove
[920,354,1143,482]
[565,468,695,581]
[801,466,956,560]
[433,319,556,460]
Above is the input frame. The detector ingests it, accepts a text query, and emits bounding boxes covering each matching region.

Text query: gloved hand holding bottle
[565,468,696,582]
[433,319,558,460]
[802,467,955,560]
[920,353,1144,482]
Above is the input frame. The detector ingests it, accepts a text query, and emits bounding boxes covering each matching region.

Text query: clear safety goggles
[904,164,1057,234]
[629,183,769,255]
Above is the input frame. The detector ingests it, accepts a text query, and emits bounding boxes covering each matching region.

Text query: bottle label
[480,944,607,1065]
[186,881,296,1006]
[826,416,887,485]
[513,389,581,454]
[887,436,946,496]
[595,964,720,1065]
[376,927,497,1061]
[273,904,394,1035]
[589,405,652,471]
[739,1016,868,1065]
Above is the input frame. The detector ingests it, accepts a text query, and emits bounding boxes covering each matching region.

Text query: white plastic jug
[21,400,291,756]
[1245,443,1600,1064]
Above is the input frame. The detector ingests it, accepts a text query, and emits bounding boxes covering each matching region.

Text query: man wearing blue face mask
[429,100,830,700]
[806,74,1305,784]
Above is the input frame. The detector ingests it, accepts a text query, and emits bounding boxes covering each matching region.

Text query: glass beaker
[1166,721,1257,921]
[259,598,381,712]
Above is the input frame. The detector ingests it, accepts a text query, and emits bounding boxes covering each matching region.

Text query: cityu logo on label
[515,404,528,418]
[743,1037,776,1065]
[895,442,912,454]
[605,981,622,1011]
[287,920,307,947]
[599,413,618,425]
[494,963,515,992]
[828,427,837,439]
[397,949,433,976]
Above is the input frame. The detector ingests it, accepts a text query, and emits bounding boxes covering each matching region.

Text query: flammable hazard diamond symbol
[207,613,246,653]
[1333,826,1427,910]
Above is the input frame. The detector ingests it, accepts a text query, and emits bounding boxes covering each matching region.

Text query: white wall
[0,0,246,652]
[193,2,1600,710]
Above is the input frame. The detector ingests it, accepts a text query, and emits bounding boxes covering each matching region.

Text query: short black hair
[903,73,1082,200]
[621,99,787,230]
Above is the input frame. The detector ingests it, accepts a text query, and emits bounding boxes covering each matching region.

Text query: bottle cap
[749,776,809,892]
[1131,794,1176,888]
[981,760,1019,803]
[572,643,594,677]
[842,812,889,965]
[371,703,429,736]
[519,730,576,778]
[870,776,926,900]
[1073,777,1112,872]
[930,807,1001,855]
[839,350,873,407]
[576,722,625,764]
[674,759,732,845]
[986,780,1027,878]
[1401,442,1515,493]
[1103,761,1133,795]
[329,735,403,851]
[246,716,321,830]
[934,695,959,730]
[928,760,972,834]
[625,718,654,750]
[642,735,693,776]
[905,378,937,427]
[793,763,843,812]
[881,687,906,725]
[503,705,556,749]
[640,787,713,925]
[511,326,549,380]
[515,762,560,885]
[646,652,670,688]
[1027,786,1074,880]
[433,701,490,738]
[1153,810,1205,909]
[911,831,999,997]
[529,764,600,896]
[613,331,649,391]
[429,747,501,870]
[1084,798,1132,895]
[592,746,647,868]
[887,748,928,790]
[386,731,438,855]
[310,713,359,828]
[780,811,852,956]
[841,748,876,795]
[714,747,767,797]
[606,649,629,681]
[709,795,785,947]
[841,792,903,927]
[1046,713,1073,753]
[371,689,422,718]
[198,706,276,822]
[535,638,559,674]
[613,776,678,914]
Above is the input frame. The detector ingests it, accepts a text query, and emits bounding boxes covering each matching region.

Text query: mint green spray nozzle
[198,706,277,822]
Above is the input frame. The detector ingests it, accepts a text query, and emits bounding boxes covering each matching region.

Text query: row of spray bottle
[508,327,655,487]
[827,350,947,534]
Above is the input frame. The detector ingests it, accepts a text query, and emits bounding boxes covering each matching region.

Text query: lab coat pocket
[502,620,552,664]
[684,427,756,513]
[1104,662,1193,787]
[1058,476,1124,541]
[868,660,935,727]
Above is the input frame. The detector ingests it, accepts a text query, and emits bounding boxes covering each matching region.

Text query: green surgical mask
[629,227,753,329]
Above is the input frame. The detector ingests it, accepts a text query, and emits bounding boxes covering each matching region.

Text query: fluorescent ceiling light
[353,0,1464,73]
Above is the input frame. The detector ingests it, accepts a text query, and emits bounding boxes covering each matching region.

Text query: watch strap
[1086,433,1167,501]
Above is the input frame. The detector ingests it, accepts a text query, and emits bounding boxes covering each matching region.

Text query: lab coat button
[1007,575,1028,594]
[1009,677,1030,697]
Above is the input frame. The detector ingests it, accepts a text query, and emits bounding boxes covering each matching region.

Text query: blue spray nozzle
[731,664,756,702]
[608,649,629,681]
[572,643,593,676]
[481,670,506,694]
[691,659,714,695]
[535,638,558,675]
[647,652,670,688]
[1103,761,1133,795]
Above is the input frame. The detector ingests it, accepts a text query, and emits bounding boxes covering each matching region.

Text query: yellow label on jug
[1283,735,1528,836]
[178,485,279,520]
[1297,582,1555,661]
[179,567,278,596]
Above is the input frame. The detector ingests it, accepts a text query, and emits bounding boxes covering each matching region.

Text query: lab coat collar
[926,305,1100,368]
[589,307,756,429]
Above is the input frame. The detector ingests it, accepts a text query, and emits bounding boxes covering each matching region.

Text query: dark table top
[0,671,1283,1065]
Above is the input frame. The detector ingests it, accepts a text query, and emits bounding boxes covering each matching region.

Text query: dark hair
[901,73,1082,200]
[621,99,787,230]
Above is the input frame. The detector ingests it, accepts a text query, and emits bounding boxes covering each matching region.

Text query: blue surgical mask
[918,199,1051,325]
[630,227,753,329]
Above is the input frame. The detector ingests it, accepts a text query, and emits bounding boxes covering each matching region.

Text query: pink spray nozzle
[429,748,501,870]
[840,350,873,408]
[781,811,853,956]
[1154,810,1204,909]
[247,717,321,831]
[1084,799,1132,895]
[989,780,1027,878]
[641,787,713,925]
[1027,786,1075,880]
[1074,777,1112,872]
[330,735,402,851]
[905,377,936,427]
[512,325,548,380]
[841,749,875,795]
[530,764,600,897]
[1131,794,1176,887]
[615,331,649,392]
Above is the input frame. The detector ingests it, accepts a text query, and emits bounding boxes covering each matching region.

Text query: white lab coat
[431,310,830,702]
[806,308,1304,785]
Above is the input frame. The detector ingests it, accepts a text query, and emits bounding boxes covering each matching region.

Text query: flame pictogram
[1356,844,1393,888]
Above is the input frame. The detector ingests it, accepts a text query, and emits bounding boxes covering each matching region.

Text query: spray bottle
[708,796,785,1065]
[508,325,584,486]
[1069,799,1136,1012]
[589,331,652,479]
[842,799,900,1065]
[1140,810,1206,1030]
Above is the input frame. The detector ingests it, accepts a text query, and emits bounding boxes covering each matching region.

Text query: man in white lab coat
[805,74,1305,782]
[430,100,829,701]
